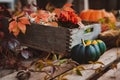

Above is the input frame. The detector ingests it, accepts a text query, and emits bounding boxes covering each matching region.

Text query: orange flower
[9,15,30,36]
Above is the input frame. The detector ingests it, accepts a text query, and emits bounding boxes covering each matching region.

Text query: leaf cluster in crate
[7,3,83,36]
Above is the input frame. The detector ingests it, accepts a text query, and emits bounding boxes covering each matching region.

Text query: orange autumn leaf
[63,3,74,12]
[38,10,49,22]
[19,17,30,25]
[63,3,72,8]
[35,17,41,24]
[47,22,58,27]
[53,8,61,16]
[13,28,20,37]
[9,21,17,33]
[63,7,74,12]
[30,13,37,18]
[17,22,26,34]
[9,15,30,36]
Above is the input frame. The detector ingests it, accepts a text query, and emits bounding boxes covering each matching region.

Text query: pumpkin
[96,40,106,54]
[80,9,116,23]
[71,39,106,64]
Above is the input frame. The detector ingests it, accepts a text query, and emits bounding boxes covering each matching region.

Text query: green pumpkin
[71,39,106,64]
[96,40,106,55]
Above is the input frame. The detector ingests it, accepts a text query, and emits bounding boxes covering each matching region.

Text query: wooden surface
[55,48,120,80]
[0,61,76,80]
[98,62,120,80]
[1,48,120,80]
[0,69,15,78]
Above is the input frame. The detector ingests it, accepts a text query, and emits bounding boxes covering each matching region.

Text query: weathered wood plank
[0,69,15,78]
[55,48,120,80]
[98,62,120,80]
[0,61,76,80]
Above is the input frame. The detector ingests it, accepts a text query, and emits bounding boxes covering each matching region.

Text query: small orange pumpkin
[80,9,116,23]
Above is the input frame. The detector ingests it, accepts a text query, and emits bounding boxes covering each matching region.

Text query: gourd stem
[81,39,86,46]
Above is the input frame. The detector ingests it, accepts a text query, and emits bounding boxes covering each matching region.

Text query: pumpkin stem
[81,39,86,46]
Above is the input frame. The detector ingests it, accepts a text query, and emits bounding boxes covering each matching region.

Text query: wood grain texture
[55,48,120,80]
[0,62,76,80]
[98,62,120,80]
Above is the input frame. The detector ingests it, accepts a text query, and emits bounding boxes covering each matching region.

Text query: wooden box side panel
[18,24,70,53]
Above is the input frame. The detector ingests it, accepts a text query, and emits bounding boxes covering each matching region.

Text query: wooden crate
[1,18,101,53]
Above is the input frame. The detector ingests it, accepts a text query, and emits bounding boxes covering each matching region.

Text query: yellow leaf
[95,61,104,65]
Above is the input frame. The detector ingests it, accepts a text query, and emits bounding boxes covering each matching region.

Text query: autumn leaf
[13,28,20,37]
[47,22,58,27]
[76,69,82,76]
[94,61,104,65]
[63,3,74,12]
[63,3,72,8]
[9,21,17,32]
[63,7,74,12]
[53,8,61,17]
[30,13,37,18]
[88,61,95,64]
[9,15,30,36]
[19,17,30,25]
[111,63,117,69]
[17,22,26,34]
[95,66,102,73]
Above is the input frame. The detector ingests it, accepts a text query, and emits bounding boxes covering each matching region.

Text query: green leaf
[35,63,44,71]
[60,59,67,63]
[76,69,82,76]
[99,18,105,23]
[52,54,58,61]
